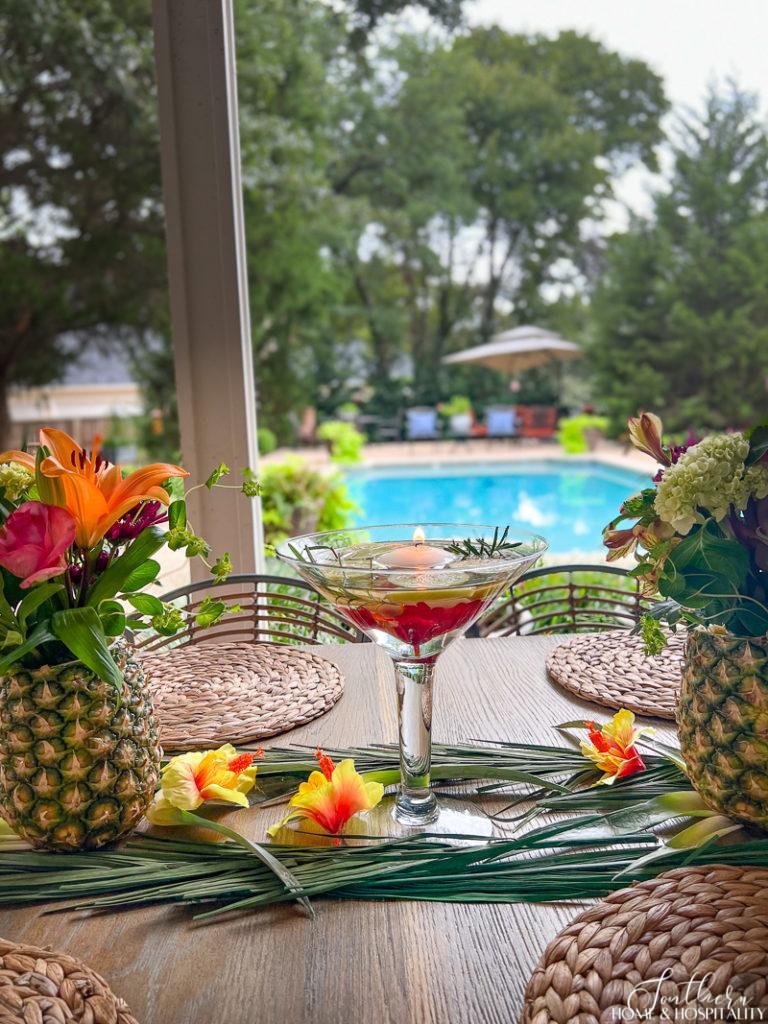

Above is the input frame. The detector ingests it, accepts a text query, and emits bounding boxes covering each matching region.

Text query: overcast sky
[466,0,767,220]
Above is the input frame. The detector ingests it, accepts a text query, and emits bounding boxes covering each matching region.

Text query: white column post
[152,0,264,578]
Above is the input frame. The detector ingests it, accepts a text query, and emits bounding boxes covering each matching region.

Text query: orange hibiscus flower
[0,428,187,548]
[580,709,655,784]
[268,749,384,841]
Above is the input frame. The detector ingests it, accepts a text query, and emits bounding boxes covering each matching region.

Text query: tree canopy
[0,0,164,444]
[590,84,768,433]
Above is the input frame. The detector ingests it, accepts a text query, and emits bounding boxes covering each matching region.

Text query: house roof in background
[58,343,137,386]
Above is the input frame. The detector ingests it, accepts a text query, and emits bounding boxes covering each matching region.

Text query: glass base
[272,795,494,848]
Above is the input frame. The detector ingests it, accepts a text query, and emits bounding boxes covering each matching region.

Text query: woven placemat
[523,865,768,1024]
[142,642,344,750]
[546,630,685,720]
[0,937,138,1023]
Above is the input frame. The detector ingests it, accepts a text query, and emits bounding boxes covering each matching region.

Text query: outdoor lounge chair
[142,574,367,649]
[474,564,653,637]
[485,405,518,438]
[406,406,440,440]
[516,404,557,439]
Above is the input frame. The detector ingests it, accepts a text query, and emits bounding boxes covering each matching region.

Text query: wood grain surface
[0,637,675,1024]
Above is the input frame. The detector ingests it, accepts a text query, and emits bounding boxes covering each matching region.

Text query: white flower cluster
[0,462,33,503]
[654,433,768,534]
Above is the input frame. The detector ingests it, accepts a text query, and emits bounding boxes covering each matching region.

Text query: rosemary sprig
[447,526,522,560]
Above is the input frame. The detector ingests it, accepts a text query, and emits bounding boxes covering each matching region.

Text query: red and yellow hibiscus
[268,749,384,840]
[0,428,187,548]
[580,709,655,784]
[147,745,260,826]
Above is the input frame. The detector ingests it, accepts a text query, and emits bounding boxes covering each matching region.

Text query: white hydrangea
[654,433,768,534]
[0,462,33,503]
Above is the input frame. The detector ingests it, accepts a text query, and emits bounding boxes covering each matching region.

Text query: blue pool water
[345,460,649,556]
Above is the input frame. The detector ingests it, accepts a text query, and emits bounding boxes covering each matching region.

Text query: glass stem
[393,658,438,825]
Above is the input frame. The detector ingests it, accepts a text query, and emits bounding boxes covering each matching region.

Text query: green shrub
[259,457,358,548]
[257,427,277,455]
[336,401,360,417]
[441,394,472,417]
[557,414,609,454]
[317,420,366,463]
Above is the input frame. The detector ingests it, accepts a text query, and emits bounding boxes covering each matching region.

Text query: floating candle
[374,527,453,570]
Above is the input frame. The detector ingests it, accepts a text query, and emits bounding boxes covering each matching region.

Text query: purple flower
[106,501,168,544]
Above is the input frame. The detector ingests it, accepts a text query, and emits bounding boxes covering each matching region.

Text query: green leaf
[120,560,161,593]
[669,522,749,591]
[127,593,165,617]
[176,810,312,917]
[195,596,226,628]
[86,527,165,608]
[204,463,230,489]
[0,574,18,628]
[98,600,127,637]
[17,582,64,631]
[211,552,233,584]
[50,608,122,689]
[745,423,768,465]
[168,500,186,530]
[0,622,54,673]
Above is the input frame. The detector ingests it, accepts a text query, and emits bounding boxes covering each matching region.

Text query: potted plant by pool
[441,395,473,438]
[0,429,243,851]
[604,413,768,829]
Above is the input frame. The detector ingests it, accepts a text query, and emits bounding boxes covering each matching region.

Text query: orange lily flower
[268,750,384,840]
[580,709,655,785]
[146,744,260,826]
[0,428,187,548]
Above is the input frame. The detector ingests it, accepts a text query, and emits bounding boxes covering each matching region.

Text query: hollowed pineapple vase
[0,644,161,851]
[678,629,768,830]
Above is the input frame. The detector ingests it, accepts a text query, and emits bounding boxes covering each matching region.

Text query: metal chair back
[476,563,651,637]
[135,573,366,651]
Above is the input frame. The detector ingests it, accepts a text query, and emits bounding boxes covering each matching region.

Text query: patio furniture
[515,404,557,439]
[0,635,675,1023]
[136,573,366,651]
[476,564,652,637]
[485,404,518,438]
[406,406,440,440]
[443,325,583,375]
[447,410,474,438]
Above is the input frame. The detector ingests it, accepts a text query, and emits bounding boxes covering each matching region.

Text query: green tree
[0,0,165,446]
[590,84,768,433]
[333,28,667,403]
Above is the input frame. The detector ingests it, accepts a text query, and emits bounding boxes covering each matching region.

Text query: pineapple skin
[678,628,768,830]
[0,645,161,851]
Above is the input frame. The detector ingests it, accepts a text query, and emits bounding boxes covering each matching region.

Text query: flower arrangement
[0,428,256,688]
[603,413,768,642]
[2,715,765,921]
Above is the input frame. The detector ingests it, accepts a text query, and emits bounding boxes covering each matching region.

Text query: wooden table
[0,636,672,1024]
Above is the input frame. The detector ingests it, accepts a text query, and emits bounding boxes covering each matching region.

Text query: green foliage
[0,0,166,446]
[557,414,609,454]
[259,458,358,547]
[316,421,366,463]
[257,428,277,455]
[441,395,472,417]
[590,85,768,434]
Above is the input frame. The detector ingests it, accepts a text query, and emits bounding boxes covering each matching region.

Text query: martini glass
[276,524,547,838]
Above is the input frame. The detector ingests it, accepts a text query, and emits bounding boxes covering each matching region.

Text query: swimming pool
[345,460,649,556]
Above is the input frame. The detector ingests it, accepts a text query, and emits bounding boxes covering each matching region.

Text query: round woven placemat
[523,865,768,1024]
[0,937,138,1023]
[142,642,344,750]
[546,630,685,720]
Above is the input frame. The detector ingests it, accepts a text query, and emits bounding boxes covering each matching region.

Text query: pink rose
[0,501,76,588]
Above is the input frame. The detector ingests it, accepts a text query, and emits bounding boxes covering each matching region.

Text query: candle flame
[412,526,426,545]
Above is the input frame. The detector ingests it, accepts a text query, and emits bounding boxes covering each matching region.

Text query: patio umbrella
[442,325,582,374]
